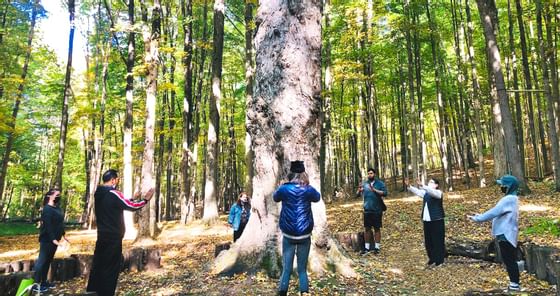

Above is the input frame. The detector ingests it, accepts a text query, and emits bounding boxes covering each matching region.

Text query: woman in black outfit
[33,189,68,293]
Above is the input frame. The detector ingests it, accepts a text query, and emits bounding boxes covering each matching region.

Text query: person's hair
[287,172,310,186]
[367,168,376,174]
[431,178,440,189]
[237,191,250,205]
[42,189,58,206]
[102,169,119,183]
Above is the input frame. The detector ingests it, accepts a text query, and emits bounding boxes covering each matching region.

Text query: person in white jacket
[406,178,445,267]
[468,174,520,292]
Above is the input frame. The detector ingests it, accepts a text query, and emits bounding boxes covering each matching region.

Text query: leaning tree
[212,0,354,277]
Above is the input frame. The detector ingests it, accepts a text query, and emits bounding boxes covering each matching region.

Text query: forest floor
[1,180,559,295]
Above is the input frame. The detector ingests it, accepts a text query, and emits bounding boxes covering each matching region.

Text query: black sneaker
[372,247,380,254]
[360,248,371,255]
[32,284,49,293]
[44,281,56,289]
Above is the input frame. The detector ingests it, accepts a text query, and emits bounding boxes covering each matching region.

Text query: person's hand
[416,179,423,186]
[143,188,156,201]
[356,187,364,194]
[63,236,70,243]
[404,179,409,187]
[467,214,477,221]
[52,239,60,246]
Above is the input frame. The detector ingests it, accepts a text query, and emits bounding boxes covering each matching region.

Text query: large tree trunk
[202,0,225,223]
[137,0,161,239]
[475,0,529,193]
[212,0,354,278]
[53,0,76,189]
[123,0,138,239]
[0,0,38,206]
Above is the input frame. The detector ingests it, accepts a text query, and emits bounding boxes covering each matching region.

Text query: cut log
[21,260,33,272]
[50,258,77,281]
[0,271,33,296]
[143,249,161,271]
[71,254,93,277]
[446,239,496,261]
[123,247,144,272]
[334,232,365,252]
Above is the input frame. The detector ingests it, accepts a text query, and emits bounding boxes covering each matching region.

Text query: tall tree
[202,0,225,223]
[53,0,76,189]
[0,0,39,206]
[244,0,255,196]
[137,0,161,239]
[475,0,529,193]
[212,0,353,277]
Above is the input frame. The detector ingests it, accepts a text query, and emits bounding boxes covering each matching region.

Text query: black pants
[34,241,58,284]
[87,238,123,296]
[499,240,520,284]
[423,220,445,265]
[233,222,247,242]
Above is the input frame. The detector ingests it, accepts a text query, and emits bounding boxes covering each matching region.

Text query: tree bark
[536,0,560,191]
[212,0,354,278]
[202,0,225,223]
[244,0,255,196]
[137,0,161,239]
[475,0,529,193]
[0,0,38,207]
[123,0,137,239]
[53,0,76,190]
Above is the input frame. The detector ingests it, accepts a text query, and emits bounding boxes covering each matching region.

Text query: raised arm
[407,185,425,198]
[111,189,149,211]
[422,186,443,199]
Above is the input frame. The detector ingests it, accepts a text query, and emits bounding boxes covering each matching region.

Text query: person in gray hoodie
[468,174,520,292]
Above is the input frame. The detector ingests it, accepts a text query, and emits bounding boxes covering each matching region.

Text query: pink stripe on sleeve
[110,190,146,209]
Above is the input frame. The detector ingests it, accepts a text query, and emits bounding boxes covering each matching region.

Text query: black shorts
[364,212,383,230]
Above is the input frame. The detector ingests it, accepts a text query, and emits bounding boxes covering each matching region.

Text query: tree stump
[123,247,144,272]
[143,249,161,271]
[446,239,496,261]
[10,261,22,273]
[51,258,77,281]
[71,254,93,277]
[21,260,33,272]
[0,262,11,274]
[334,232,365,252]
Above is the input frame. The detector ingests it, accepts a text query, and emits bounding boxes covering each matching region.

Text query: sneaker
[360,248,371,255]
[32,284,49,293]
[45,281,56,289]
[508,283,521,292]
[372,247,380,254]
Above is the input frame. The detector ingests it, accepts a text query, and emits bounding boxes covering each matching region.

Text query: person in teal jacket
[228,192,251,242]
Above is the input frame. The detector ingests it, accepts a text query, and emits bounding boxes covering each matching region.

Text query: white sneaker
[507,282,521,292]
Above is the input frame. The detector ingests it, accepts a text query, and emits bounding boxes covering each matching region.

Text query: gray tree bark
[212,0,354,278]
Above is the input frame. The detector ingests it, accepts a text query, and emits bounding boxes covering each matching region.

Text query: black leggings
[499,240,520,284]
[34,241,58,284]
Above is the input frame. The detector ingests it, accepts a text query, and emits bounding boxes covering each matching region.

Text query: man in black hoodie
[86,169,154,296]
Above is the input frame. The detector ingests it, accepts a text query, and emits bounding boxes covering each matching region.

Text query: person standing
[406,178,445,267]
[274,161,321,296]
[86,169,154,296]
[468,174,521,292]
[33,189,69,293]
[356,168,388,254]
[228,191,251,242]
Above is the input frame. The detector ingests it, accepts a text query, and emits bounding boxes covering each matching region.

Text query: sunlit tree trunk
[475,0,529,193]
[53,0,75,189]
[0,0,38,208]
[202,0,225,223]
[244,0,255,196]
[212,0,354,278]
[137,0,161,239]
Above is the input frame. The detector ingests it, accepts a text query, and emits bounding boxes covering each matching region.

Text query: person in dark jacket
[228,191,251,242]
[356,168,388,254]
[273,160,320,296]
[33,189,69,293]
[406,178,445,267]
[86,169,154,296]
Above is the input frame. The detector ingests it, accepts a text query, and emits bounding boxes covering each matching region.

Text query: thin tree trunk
[202,0,225,223]
[536,0,560,191]
[0,0,38,206]
[244,0,255,196]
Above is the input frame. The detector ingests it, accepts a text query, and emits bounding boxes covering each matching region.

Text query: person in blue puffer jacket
[273,160,321,296]
[228,191,251,242]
